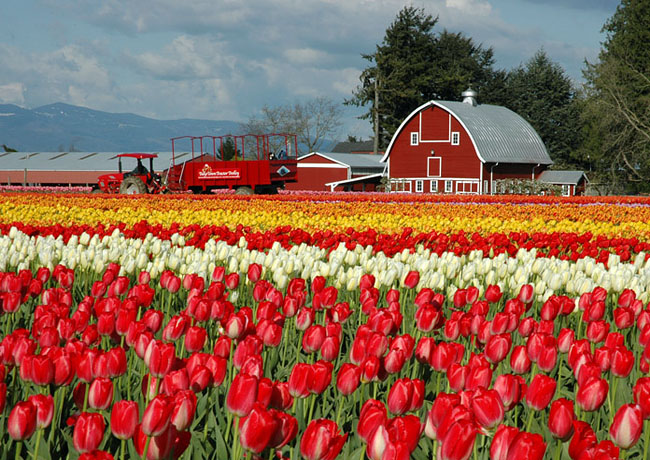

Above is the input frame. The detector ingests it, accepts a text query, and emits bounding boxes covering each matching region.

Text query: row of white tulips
[1,226,650,305]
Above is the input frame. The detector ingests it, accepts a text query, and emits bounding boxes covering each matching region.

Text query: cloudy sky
[0,0,619,139]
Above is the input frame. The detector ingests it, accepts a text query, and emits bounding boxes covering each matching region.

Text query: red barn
[285,152,384,191]
[381,90,557,194]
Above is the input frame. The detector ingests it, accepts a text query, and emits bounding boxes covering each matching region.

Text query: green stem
[526,409,535,432]
[121,439,126,460]
[141,436,152,460]
[643,420,650,460]
[554,438,563,460]
[231,415,241,459]
[15,441,22,460]
[82,382,90,413]
[33,429,43,460]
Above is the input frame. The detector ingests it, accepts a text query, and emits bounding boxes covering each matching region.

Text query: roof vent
[462,88,478,107]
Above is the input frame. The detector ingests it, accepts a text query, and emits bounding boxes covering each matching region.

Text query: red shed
[285,152,384,191]
[381,90,554,194]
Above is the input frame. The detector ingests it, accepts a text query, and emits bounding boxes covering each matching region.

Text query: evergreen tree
[347,7,497,148]
[582,0,650,193]
[502,50,581,168]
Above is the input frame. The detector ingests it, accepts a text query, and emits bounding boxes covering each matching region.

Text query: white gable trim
[297,152,350,168]
[381,101,485,164]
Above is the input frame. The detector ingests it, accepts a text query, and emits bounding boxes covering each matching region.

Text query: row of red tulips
[1,258,650,459]
[1,221,645,263]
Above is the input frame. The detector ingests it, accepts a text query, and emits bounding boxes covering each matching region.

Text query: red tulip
[303,325,326,353]
[586,320,609,344]
[569,420,597,458]
[358,399,387,443]
[30,354,55,386]
[439,419,477,460]
[268,409,298,448]
[110,400,139,440]
[485,284,502,303]
[447,363,469,392]
[633,377,650,419]
[8,401,37,440]
[308,361,333,395]
[510,345,532,374]
[88,377,114,411]
[548,398,575,441]
[518,284,534,304]
[471,388,504,431]
[493,374,526,412]
[133,424,175,460]
[225,273,239,290]
[610,346,634,378]
[336,363,361,396]
[141,395,173,437]
[557,328,574,354]
[525,374,556,411]
[576,377,608,412]
[247,263,262,283]
[239,403,276,453]
[144,340,176,378]
[485,334,512,364]
[490,425,520,460]
[184,326,207,353]
[299,419,347,460]
[171,390,197,432]
[505,432,546,460]
[424,393,461,440]
[403,270,419,289]
[387,378,424,415]
[226,372,258,416]
[73,412,106,453]
[609,404,643,449]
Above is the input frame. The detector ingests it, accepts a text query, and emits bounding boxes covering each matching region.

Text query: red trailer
[164,133,298,194]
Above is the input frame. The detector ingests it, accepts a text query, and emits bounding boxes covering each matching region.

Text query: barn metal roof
[538,170,587,185]
[382,100,553,165]
[0,152,181,171]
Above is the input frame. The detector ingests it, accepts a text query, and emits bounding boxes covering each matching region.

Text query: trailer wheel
[234,186,254,195]
[91,187,103,194]
[119,176,148,194]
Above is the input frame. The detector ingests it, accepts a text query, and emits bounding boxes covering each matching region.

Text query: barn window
[451,132,460,145]
[430,180,438,193]
[445,180,453,193]
[483,180,488,194]
[415,180,423,193]
[562,184,570,196]
[410,132,419,145]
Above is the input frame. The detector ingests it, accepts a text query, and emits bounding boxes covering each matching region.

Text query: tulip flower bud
[548,398,575,441]
[141,395,173,437]
[8,401,37,440]
[110,400,139,440]
[300,419,347,460]
[226,372,258,417]
[73,412,106,453]
[609,404,643,449]
[88,377,114,411]
[525,374,556,411]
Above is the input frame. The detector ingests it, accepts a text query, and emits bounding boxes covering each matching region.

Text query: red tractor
[164,133,298,194]
[93,153,166,194]
[92,133,298,195]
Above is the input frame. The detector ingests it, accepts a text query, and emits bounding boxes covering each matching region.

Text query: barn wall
[388,105,482,193]
[285,162,348,191]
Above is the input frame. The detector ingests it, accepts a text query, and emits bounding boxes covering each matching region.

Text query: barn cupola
[462,88,478,107]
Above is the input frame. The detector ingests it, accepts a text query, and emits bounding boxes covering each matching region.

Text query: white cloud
[0,83,25,105]
[445,0,493,16]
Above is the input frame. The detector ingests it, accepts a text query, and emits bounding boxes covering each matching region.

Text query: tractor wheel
[119,176,148,195]
[234,186,254,195]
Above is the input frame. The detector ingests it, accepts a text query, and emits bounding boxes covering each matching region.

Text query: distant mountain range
[0,103,242,152]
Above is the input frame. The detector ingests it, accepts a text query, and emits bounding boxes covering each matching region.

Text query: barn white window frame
[451,131,460,146]
[444,180,453,193]
[430,180,438,193]
[415,180,423,193]
[410,132,419,146]
[483,180,488,194]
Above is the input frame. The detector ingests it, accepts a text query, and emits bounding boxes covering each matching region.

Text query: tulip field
[3,192,650,460]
